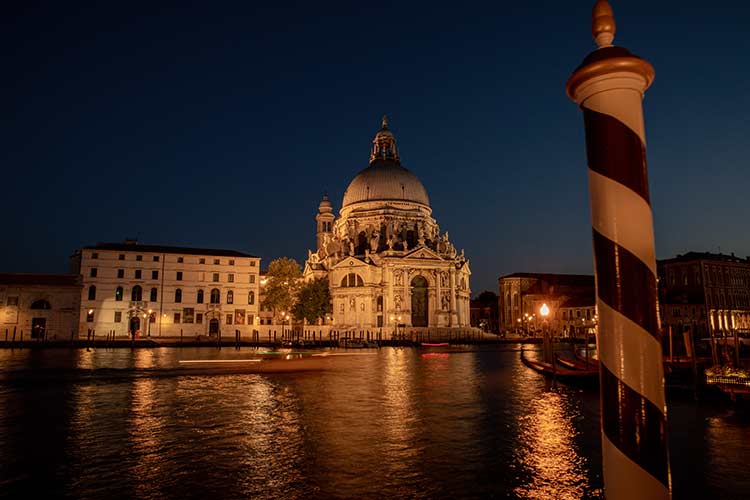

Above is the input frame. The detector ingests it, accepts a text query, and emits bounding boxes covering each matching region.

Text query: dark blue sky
[4,1,750,294]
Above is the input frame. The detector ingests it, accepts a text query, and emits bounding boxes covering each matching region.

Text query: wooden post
[180,328,183,343]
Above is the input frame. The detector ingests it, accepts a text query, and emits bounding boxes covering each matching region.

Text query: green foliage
[292,278,332,324]
[261,257,302,318]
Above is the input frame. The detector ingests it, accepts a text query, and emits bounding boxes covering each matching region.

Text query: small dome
[342,159,430,207]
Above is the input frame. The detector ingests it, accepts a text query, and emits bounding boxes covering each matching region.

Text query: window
[210,288,220,304]
[114,311,122,323]
[117,269,124,278]
[149,313,155,323]
[228,274,234,283]
[153,256,160,262]
[229,259,235,266]
[30,300,51,310]
[176,271,183,281]
[152,270,158,280]
[150,287,157,302]
[90,268,97,277]
[250,275,255,284]
[136,255,142,261]
[92,252,98,259]
[131,285,142,301]
[115,287,123,301]
[197,289,204,304]
[6,296,18,306]
[576,310,581,318]
[119,254,125,260]
[196,313,203,324]
[250,261,256,267]
[214,259,220,265]
[175,289,182,303]
[199,258,206,264]
[563,311,568,320]
[341,273,364,287]
[178,257,184,263]
[227,290,234,304]
[86,310,94,322]
[213,273,219,282]
[88,285,96,300]
[226,314,233,325]
[174,312,181,323]
[135,269,142,279]
[248,291,255,305]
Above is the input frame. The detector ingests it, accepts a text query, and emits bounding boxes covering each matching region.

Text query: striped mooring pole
[566,2,671,499]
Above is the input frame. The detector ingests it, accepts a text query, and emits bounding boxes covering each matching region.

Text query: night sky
[4,1,749,295]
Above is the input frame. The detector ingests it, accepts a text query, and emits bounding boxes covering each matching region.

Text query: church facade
[303,119,471,331]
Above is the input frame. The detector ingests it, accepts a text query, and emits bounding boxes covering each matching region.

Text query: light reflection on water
[0,347,748,499]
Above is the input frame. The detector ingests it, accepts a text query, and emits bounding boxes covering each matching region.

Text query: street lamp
[540,303,551,363]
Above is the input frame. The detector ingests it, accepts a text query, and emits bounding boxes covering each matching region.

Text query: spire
[592,0,616,48]
[369,116,400,164]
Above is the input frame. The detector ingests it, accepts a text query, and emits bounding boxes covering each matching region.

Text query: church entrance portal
[411,276,428,327]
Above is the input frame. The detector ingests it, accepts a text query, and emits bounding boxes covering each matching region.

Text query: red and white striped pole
[567,2,671,499]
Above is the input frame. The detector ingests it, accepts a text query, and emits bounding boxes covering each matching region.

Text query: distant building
[70,241,261,338]
[498,273,595,336]
[658,251,750,338]
[0,273,81,340]
[470,297,498,333]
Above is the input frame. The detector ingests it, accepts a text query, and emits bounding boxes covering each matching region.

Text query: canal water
[0,347,748,499]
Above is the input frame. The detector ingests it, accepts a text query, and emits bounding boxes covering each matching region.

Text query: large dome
[342,160,430,207]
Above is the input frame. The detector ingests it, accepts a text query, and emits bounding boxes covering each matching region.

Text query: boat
[520,350,599,383]
[421,342,449,347]
[340,338,378,348]
[557,354,597,371]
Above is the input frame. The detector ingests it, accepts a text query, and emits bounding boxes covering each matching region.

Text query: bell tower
[316,194,335,251]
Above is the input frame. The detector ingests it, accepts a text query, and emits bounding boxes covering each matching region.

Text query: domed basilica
[303,118,471,331]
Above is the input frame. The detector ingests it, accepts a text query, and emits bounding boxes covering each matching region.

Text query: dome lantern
[369,115,400,164]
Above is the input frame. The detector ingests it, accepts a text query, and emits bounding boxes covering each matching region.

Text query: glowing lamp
[540,303,550,317]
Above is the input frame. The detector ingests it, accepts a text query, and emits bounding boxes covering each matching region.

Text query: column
[566,2,669,498]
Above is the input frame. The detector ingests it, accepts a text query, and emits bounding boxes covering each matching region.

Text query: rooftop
[659,251,750,265]
[0,273,82,287]
[81,241,258,258]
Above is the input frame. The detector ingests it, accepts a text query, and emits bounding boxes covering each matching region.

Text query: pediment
[331,256,370,270]
[402,246,443,261]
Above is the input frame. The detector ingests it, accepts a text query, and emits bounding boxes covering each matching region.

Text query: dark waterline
[0,347,748,499]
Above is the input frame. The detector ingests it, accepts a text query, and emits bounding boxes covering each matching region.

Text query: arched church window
[210,288,220,304]
[341,276,348,287]
[131,285,142,301]
[356,275,364,287]
[115,287,123,301]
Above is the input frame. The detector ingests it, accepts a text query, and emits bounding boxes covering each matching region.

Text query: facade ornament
[440,272,448,288]
[394,293,402,310]
[348,239,355,256]
[394,270,403,286]
[370,230,380,252]
[441,292,450,311]
[349,297,356,311]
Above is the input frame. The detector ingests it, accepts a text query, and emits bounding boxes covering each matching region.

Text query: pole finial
[381,115,388,129]
[592,0,616,48]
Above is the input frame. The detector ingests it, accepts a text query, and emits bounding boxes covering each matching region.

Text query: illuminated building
[498,273,594,335]
[302,118,472,331]
[0,273,81,340]
[70,241,261,338]
[658,251,750,338]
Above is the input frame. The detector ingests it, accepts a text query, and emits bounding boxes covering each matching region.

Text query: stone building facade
[658,251,750,339]
[0,273,82,340]
[498,272,594,335]
[70,241,261,338]
[303,119,471,332]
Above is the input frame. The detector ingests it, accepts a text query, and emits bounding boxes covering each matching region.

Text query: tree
[261,257,302,320]
[476,290,498,308]
[292,278,332,324]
